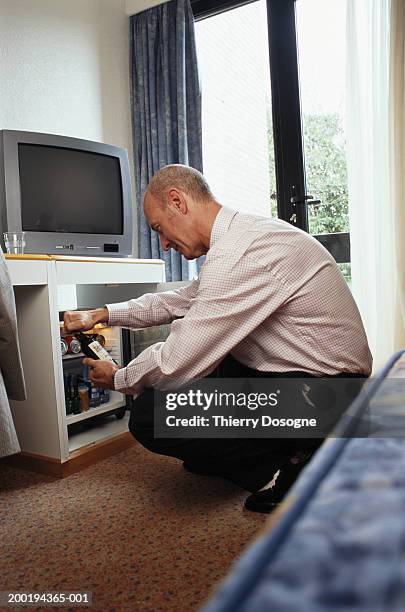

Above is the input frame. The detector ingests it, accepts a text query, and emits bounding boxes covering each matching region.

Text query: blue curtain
[130,0,203,281]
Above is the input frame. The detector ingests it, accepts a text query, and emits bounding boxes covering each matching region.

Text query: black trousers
[128,355,364,492]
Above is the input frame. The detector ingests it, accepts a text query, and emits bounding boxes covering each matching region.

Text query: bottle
[71,375,81,414]
[76,332,116,363]
[95,334,106,347]
[82,365,93,408]
[64,374,73,415]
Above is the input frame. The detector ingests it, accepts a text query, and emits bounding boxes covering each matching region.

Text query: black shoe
[244,462,306,514]
[183,462,219,477]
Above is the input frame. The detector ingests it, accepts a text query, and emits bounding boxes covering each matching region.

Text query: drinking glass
[3,231,26,254]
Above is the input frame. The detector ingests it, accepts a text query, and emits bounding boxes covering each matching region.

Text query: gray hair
[147,164,214,205]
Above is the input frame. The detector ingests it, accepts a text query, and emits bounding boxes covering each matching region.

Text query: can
[89,383,100,408]
[70,337,82,354]
[65,335,81,354]
[61,338,68,356]
[99,388,110,404]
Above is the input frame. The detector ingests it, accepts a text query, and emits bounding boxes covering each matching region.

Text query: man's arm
[64,279,199,332]
[106,278,199,329]
[113,254,290,396]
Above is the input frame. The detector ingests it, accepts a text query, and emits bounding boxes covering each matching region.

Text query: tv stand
[3,254,165,477]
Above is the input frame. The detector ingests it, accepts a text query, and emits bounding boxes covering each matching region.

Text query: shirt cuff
[113,366,141,400]
[114,367,128,392]
[106,302,128,326]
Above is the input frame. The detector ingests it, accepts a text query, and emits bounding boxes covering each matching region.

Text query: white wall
[0,0,138,254]
[125,0,166,16]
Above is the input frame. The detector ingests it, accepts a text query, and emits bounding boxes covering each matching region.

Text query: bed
[203,350,405,612]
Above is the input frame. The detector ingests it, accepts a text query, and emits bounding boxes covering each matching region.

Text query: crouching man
[64,165,372,513]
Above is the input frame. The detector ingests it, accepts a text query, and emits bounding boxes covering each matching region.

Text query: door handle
[290,194,322,206]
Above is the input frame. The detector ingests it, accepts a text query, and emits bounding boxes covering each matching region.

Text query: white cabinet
[6,254,165,476]
[54,256,164,285]
[7,256,49,286]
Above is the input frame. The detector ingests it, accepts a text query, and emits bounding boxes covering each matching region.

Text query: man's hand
[83,358,120,389]
[64,307,108,333]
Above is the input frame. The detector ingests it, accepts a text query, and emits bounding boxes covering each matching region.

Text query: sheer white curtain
[346,0,405,371]
[390,0,405,362]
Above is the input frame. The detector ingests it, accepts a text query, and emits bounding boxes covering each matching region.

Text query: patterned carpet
[0,442,267,611]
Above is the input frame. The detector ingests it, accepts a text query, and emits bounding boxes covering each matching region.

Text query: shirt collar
[210,207,238,248]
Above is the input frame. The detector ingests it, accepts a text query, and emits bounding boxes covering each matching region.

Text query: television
[0,130,133,257]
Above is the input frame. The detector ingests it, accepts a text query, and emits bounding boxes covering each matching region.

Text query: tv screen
[18,143,124,234]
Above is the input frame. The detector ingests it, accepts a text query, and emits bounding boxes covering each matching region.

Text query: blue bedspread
[204,351,405,612]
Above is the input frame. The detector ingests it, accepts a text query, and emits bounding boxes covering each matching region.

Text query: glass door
[195,0,277,219]
[267,0,350,277]
[193,0,351,278]
[296,0,350,280]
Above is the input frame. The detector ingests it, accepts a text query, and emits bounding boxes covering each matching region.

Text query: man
[64,164,372,513]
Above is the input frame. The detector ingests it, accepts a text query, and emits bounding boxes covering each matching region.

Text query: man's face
[144,190,204,260]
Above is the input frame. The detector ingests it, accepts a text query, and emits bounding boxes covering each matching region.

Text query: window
[193,0,351,276]
[195,0,277,217]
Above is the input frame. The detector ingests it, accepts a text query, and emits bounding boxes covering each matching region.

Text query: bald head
[143,165,221,260]
[146,164,214,207]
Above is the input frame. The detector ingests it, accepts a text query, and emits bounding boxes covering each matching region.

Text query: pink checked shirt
[108,207,372,396]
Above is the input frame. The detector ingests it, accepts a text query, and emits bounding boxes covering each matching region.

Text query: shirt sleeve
[106,279,199,329]
[113,253,290,396]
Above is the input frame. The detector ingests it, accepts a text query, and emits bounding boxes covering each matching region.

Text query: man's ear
[167,188,188,214]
